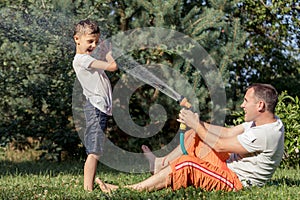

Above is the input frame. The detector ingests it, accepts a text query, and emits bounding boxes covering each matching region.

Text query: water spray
[117,49,195,155]
[120,55,194,155]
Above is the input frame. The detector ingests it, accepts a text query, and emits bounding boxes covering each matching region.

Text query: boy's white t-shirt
[73,54,112,115]
[227,118,284,186]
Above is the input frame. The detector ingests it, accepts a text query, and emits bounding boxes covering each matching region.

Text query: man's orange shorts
[169,129,243,191]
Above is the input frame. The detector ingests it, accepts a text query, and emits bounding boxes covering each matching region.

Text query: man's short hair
[247,83,278,113]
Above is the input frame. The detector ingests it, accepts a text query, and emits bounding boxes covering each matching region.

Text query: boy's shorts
[83,99,108,156]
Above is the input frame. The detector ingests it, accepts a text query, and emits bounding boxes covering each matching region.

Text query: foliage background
[0,0,299,167]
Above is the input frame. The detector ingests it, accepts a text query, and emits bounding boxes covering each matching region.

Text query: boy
[72,19,118,191]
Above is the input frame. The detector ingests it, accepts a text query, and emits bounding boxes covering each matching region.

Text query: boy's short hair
[247,83,278,113]
[74,19,100,36]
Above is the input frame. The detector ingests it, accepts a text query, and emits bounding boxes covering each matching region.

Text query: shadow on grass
[268,178,300,187]
[0,159,120,177]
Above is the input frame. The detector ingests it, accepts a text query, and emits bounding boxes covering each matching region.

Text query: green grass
[0,149,299,200]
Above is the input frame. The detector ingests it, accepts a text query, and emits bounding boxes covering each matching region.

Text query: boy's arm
[90,51,118,71]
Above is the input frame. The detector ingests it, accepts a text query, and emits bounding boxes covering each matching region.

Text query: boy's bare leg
[84,154,99,191]
[126,165,172,191]
[142,131,196,174]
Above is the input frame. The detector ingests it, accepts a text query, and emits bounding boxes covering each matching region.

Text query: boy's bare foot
[95,177,118,193]
[141,145,156,174]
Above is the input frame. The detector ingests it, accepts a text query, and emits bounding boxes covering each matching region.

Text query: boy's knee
[88,153,100,161]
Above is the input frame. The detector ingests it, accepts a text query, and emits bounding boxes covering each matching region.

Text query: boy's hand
[105,51,114,63]
[98,40,112,61]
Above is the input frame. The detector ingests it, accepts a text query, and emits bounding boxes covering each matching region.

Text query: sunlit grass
[0,148,299,199]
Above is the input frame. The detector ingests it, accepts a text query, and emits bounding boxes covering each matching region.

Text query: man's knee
[184,129,197,141]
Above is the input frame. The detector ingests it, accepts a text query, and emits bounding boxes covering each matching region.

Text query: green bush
[276,91,300,168]
[0,6,80,160]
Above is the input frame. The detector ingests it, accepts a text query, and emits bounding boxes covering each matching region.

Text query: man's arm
[195,123,249,154]
[201,121,244,138]
[178,109,248,154]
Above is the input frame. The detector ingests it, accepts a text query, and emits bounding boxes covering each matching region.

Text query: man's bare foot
[125,183,145,192]
[95,177,118,193]
[141,145,156,174]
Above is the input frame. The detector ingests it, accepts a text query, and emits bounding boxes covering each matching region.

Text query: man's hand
[177,109,200,131]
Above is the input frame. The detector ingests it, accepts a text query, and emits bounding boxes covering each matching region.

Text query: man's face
[74,33,100,54]
[240,88,260,122]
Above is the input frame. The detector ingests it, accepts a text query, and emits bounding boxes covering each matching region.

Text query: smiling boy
[72,19,118,191]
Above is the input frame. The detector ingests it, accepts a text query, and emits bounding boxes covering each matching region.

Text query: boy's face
[74,33,100,54]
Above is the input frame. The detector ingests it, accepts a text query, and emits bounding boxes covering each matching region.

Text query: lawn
[0,148,299,200]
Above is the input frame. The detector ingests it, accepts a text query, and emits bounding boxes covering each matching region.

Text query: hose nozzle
[179,97,192,109]
[179,123,187,130]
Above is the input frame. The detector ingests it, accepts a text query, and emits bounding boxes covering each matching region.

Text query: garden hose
[179,97,192,155]
[179,123,188,155]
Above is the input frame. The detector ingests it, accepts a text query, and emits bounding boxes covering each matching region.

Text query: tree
[228,0,300,106]
[98,0,248,152]
[0,1,83,159]
[1,0,298,162]
[0,0,248,156]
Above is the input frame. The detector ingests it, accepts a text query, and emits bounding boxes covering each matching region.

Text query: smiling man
[97,83,284,193]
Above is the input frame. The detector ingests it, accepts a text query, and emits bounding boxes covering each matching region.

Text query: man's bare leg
[96,166,172,192]
[97,131,197,192]
[142,130,196,174]
[141,145,156,174]
[126,165,172,192]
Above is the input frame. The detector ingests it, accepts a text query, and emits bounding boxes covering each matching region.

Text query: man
[97,83,284,192]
